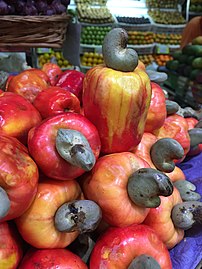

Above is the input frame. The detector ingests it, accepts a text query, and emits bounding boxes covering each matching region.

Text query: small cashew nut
[127,168,173,208]
[0,186,10,219]
[102,28,138,72]
[128,254,161,269]
[174,180,201,201]
[56,128,96,171]
[171,201,202,230]
[165,100,180,115]
[188,128,202,148]
[54,200,102,233]
[150,138,184,173]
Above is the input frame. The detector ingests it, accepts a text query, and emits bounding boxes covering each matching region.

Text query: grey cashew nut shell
[171,201,202,230]
[54,200,102,234]
[188,128,202,148]
[0,186,10,219]
[128,254,161,269]
[102,27,138,72]
[165,100,180,115]
[127,168,173,208]
[150,138,184,173]
[56,128,96,171]
[174,180,201,201]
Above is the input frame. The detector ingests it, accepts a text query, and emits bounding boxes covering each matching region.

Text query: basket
[0,14,71,48]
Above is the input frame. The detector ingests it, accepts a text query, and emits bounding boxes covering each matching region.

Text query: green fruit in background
[182,44,202,56]
[171,50,182,60]
[192,57,202,69]
[189,69,201,80]
[166,60,179,71]
[192,36,202,45]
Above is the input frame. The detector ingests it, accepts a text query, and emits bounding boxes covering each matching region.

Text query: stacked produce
[80,52,103,67]
[154,33,182,45]
[138,54,154,66]
[189,0,202,12]
[76,2,114,23]
[116,16,151,25]
[0,0,70,15]
[38,49,72,69]
[81,26,111,45]
[127,31,154,45]
[0,28,202,269]
[146,0,177,8]
[148,10,186,25]
[154,54,173,66]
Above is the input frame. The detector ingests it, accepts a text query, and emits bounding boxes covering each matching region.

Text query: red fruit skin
[154,114,190,161]
[55,70,85,103]
[33,86,81,119]
[18,248,88,269]
[0,222,23,269]
[28,112,101,180]
[42,63,63,86]
[6,70,49,103]
[0,135,39,222]
[81,152,150,227]
[89,224,172,269]
[26,68,51,85]
[82,65,152,154]
[144,82,167,133]
[0,91,42,145]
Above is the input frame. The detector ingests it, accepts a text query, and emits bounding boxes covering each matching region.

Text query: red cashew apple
[42,62,63,86]
[55,69,85,103]
[18,248,88,269]
[132,132,186,182]
[28,112,101,180]
[33,86,81,119]
[89,224,172,269]
[143,187,184,249]
[0,135,39,222]
[6,69,49,103]
[153,114,190,160]
[82,28,152,154]
[0,91,42,145]
[15,177,102,249]
[0,222,23,269]
[25,68,51,85]
[81,152,173,227]
[144,82,167,133]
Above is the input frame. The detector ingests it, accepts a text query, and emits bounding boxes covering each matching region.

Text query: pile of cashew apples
[0,28,202,269]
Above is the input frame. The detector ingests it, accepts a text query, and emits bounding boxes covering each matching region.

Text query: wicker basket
[0,14,71,48]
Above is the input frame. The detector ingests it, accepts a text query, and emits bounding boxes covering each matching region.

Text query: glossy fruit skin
[6,70,49,103]
[81,152,150,227]
[133,132,186,182]
[0,91,42,144]
[18,248,88,269]
[82,65,152,154]
[26,68,51,85]
[42,63,63,86]
[89,224,172,269]
[55,69,85,103]
[144,82,167,133]
[0,222,23,269]
[28,112,101,180]
[15,178,83,249]
[33,86,81,119]
[143,187,184,249]
[0,135,39,222]
[154,114,190,161]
